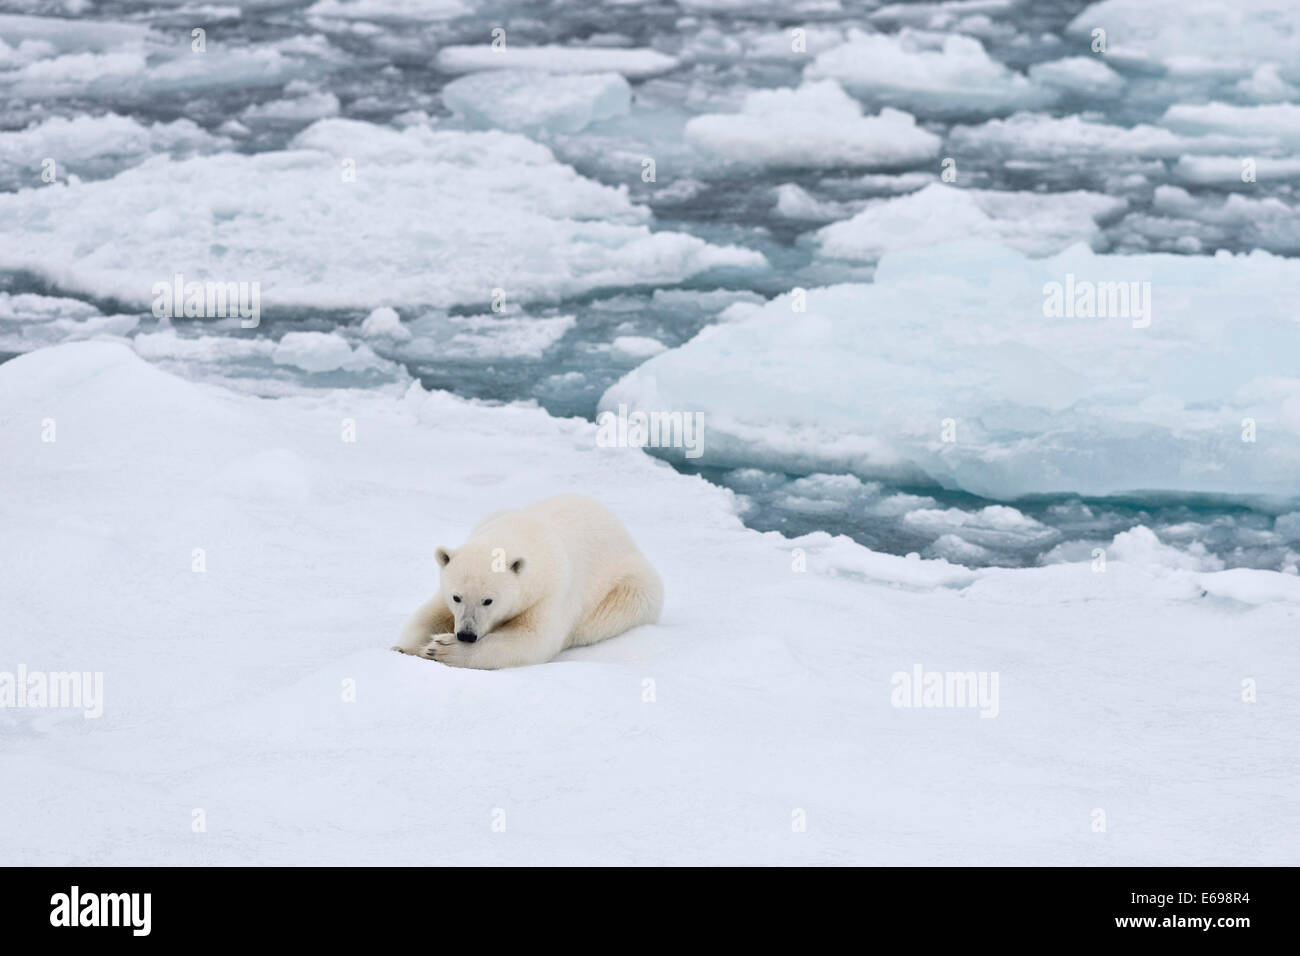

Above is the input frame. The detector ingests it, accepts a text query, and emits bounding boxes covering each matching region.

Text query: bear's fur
[393,495,663,669]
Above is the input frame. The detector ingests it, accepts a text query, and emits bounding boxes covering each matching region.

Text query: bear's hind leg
[570,567,664,648]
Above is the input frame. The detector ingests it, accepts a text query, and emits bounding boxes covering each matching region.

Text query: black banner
[0,867,1282,942]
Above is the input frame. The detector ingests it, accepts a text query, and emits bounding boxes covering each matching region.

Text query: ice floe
[602,241,1300,499]
[436,44,679,79]
[1159,102,1300,152]
[808,29,1055,116]
[442,70,632,135]
[0,14,343,104]
[307,0,469,21]
[1067,0,1300,76]
[811,183,1126,260]
[683,81,941,170]
[0,113,229,190]
[949,113,1232,160]
[0,119,765,310]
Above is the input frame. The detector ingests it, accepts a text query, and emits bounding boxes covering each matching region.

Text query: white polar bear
[392,495,663,669]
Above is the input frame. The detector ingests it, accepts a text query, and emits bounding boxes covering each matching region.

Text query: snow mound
[683,81,941,170]
[3,341,1297,864]
[601,241,1300,499]
[0,119,765,310]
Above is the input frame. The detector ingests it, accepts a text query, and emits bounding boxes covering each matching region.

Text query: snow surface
[3,342,1296,865]
[602,240,1300,500]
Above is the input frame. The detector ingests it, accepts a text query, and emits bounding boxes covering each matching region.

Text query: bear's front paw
[416,633,457,662]
[423,634,477,667]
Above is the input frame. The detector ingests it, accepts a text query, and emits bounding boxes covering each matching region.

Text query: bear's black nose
[456,631,478,643]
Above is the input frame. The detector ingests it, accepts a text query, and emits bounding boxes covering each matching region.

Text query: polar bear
[392,495,663,669]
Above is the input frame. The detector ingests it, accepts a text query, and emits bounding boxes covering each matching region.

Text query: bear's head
[435,542,527,643]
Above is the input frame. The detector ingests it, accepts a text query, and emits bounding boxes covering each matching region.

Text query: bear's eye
[482,598,493,606]
[452,595,462,603]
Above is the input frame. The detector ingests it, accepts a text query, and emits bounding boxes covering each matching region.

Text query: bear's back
[467,495,650,608]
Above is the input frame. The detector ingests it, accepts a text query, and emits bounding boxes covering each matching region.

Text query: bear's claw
[413,634,458,662]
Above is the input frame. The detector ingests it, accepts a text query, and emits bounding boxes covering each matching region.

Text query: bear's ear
[435,546,454,568]
[510,557,525,574]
